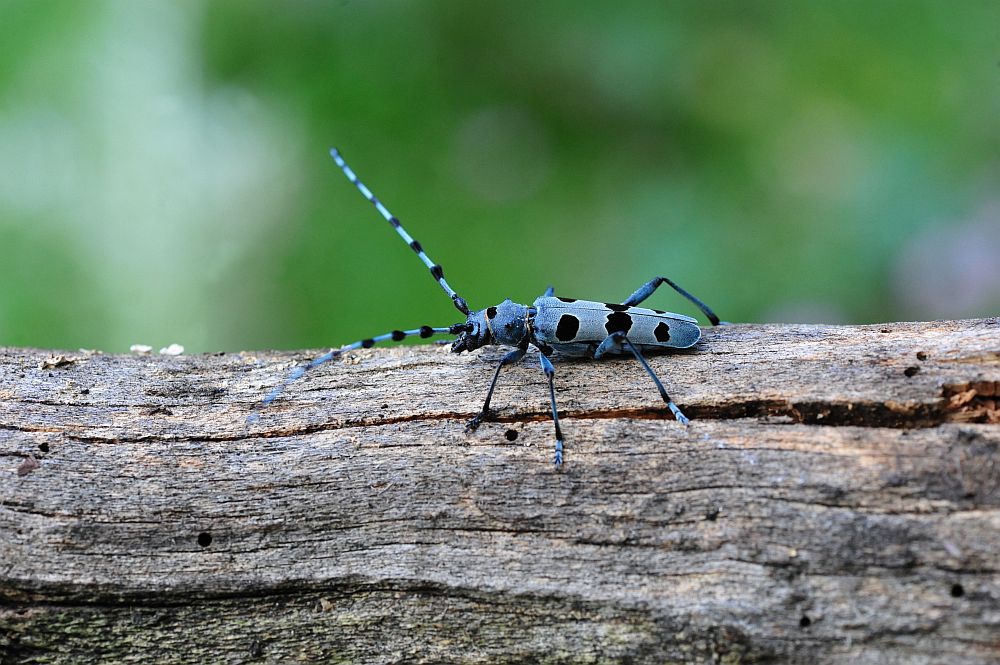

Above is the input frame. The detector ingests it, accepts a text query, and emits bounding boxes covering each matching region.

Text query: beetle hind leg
[622,276,721,326]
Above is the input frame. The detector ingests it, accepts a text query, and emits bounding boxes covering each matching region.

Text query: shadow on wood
[1,319,999,663]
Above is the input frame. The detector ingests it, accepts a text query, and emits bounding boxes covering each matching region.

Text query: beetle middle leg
[595,331,690,424]
[538,351,565,467]
[622,276,722,326]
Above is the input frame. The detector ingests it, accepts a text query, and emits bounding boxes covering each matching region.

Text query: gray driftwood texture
[1,319,999,663]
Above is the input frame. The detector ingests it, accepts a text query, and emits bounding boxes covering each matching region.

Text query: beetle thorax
[485,299,529,346]
[451,298,529,352]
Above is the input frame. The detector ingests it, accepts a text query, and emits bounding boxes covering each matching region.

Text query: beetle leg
[466,344,528,432]
[538,352,565,467]
[595,331,690,424]
[622,276,722,326]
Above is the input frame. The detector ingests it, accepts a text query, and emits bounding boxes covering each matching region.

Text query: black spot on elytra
[555,314,580,341]
[605,303,630,312]
[430,265,444,280]
[361,339,375,349]
[653,309,666,315]
[654,321,671,342]
[409,240,422,254]
[486,306,497,319]
[419,326,434,338]
[605,311,633,336]
[556,297,577,303]
[391,330,406,341]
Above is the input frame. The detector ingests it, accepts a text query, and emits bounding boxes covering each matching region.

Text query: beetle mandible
[249,148,723,466]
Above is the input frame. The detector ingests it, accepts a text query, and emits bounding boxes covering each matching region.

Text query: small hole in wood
[705,507,719,521]
[197,532,213,548]
[951,583,964,598]
[504,429,519,441]
[38,442,49,453]
[799,615,812,628]
[904,366,919,377]
[916,351,928,361]
[880,328,892,334]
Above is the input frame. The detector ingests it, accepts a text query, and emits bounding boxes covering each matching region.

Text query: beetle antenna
[330,148,471,316]
[248,323,467,423]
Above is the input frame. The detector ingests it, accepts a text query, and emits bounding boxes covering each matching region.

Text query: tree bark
[1,319,999,664]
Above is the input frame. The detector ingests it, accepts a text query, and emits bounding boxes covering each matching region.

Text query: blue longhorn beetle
[250,148,722,466]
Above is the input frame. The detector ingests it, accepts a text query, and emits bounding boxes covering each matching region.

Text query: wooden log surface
[1,318,999,663]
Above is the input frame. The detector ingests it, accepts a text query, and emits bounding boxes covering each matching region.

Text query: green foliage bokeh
[0,0,997,352]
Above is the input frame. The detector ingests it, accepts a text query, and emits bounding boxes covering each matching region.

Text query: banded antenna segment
[330,148,471,316]
[247,323,465,424]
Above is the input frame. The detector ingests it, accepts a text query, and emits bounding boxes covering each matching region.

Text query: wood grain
[1,319,998,663]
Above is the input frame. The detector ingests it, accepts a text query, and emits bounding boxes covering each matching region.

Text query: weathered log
[1,319,998,663]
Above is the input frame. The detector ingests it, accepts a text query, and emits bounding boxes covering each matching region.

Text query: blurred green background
[1,0,998,353]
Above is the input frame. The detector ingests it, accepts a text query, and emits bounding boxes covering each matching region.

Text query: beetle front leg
[466,345,528,432]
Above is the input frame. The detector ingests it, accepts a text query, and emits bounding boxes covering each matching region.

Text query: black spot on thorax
[556,297,577,303]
